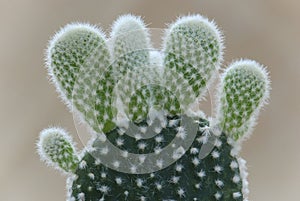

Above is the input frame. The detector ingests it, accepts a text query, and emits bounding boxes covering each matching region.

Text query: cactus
[37,14,270,201]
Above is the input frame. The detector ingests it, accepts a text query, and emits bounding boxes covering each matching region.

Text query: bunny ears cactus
[38,14,270,201]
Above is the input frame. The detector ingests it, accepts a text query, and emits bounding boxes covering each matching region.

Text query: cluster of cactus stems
[37,14,270,201]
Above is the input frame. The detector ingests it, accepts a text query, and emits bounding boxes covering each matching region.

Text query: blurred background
[0,0,299,200]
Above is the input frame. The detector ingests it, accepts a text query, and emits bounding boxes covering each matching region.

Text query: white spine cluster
[110,14,151,64]
[238,157,250,200]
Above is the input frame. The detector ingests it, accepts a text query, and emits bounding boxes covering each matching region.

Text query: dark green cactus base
[70,117,243,201]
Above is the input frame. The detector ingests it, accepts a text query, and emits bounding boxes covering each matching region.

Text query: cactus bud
[37,128,79,173]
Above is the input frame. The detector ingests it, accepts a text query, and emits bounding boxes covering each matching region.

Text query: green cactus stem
[38,14,271,201]
[37,128,79,173]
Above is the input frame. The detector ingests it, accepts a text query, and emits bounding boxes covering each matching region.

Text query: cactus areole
[37,14,270,201]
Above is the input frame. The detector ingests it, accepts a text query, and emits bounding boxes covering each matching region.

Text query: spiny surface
[110,14,151,68]
[70,118,243,201]
[38,128,78,172]
[217,60,270,140]
[110,15,154,122]
[163,16,223,113]
[48,24,115,132]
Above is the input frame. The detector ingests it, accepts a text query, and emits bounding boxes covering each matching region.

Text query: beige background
[0,0,299,200]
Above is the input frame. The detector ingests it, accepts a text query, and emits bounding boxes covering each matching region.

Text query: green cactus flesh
[38,14,271,201]
[70,117,244,201]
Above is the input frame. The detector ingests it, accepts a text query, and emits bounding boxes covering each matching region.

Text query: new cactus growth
[38,14,270,201]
